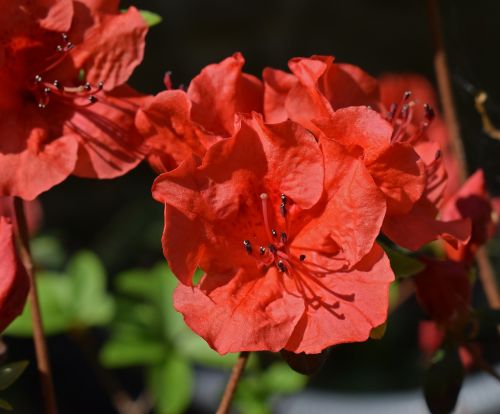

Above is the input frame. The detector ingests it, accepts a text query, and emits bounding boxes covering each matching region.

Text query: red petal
[69,6,148,90]
[136,90,217,172]
[382,197,471,251]
[0,217,29,333]
[285,244,393,354]
[263,67,297,123]
[174,268,305,354]
[69,85,147,179]
[187,53,263,137]
[367,143,425,215]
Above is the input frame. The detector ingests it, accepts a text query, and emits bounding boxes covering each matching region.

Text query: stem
[216,352,250,414]
[13,198,58,414]
[426,0,500,311]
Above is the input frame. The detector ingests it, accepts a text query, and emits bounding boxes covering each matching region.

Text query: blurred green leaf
[139,10,162,27]
[69,251,114,326]
[370,322,388,340]
[6,251,113,336]
[382,244,425,279]
[424,346,464,414]
[0,399,12,411]
[389,281,400,310]
[261,362,307,394]
[30,235,66,270]
[0,361,28,391]
[235,396,271,414]
[148,353,192,414]
[100,339,165,368]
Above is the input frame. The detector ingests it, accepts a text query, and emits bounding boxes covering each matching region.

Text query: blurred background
[2,0,500,413]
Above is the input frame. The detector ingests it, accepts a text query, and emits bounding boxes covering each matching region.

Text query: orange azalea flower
[152,114,393,354]
[0,0,148,199]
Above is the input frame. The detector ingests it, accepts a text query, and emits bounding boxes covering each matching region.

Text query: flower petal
[263,67,297,123]
[174,267,305,354]
[285,243,393,354]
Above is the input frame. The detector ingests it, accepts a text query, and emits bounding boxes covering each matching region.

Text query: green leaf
[139,10,162,27]
[6,272,73,336]
[370,321,387,340]
[100,339,165,368]
[30,235,66,270]
[0,399,12,411]
[261,362,307,394]
[147,353,192,414]
[68,251,114,326]
[235,396,271,414]
[389,281,400,310]
[382,244,425,279]
[424,346,464,414]
[0,361,28,391]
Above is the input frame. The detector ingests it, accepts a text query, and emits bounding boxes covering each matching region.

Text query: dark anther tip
[88,96,98,103]
[299,254,306,261]
[243,240,252,254]
[403,90,412,100]
[277,260,287,272]
[259,246,266,255]
[271,229,277,237]
[281,232,287,243]
[34,75,42,83]
[84,82,91,91]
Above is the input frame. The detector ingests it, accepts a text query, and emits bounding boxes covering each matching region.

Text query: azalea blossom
[152,114,393,354]
[137,53,262,173]
[0,0,148,200]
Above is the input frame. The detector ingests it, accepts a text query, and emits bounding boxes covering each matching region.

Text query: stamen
[259,246,266,255]
[34,75,42,84]
[260,193,273,240]
[277,260,287,272]
[281,232,287,244]
[268,244,277,254]
[403,90,412,101]
[281,194,287,204]
[280,202,286,217]
[88,96,98,104]
[53,80,62,90]
[243,240,252,254]
[424,103,435,122]
[299,254,306,261]
[271,229,277,238]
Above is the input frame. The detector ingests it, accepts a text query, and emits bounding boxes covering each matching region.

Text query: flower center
[242,192,306,274]
[27,33,104,109]
[385,90,435,143]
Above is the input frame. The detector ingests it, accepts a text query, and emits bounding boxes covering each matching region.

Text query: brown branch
[426,0,500,312]
[13,198,58,414]
[216,352,250,414]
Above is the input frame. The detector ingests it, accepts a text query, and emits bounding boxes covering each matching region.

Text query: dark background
[5,0,500,412]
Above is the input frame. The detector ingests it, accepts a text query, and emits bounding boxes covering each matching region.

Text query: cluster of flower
[0,0,496,368]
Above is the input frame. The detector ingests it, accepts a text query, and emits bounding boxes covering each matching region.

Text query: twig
[474,91,500,140]
[13,198,58,414]
[216,352,250,414]
[426,0,500,311]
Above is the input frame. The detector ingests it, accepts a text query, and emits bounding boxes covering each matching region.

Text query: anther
[53,80,62,90]
[38,102,46,109]
[43,87,51,94]
[97,81,104,90]
[424,103,435,122]
[280,194,287,204]
[400,103,409,118]
[62,33,68,41]
[83,82,91,91]
[56,45,63,52]
[66,42,74,50]
[268,244,277,254]
[34,75,42,84]
[435,149,441,160]
[277,260,287,272]
[243,240,252,254]
[299,254,306,261]
[281,232,287,244]
[280,202,286,217]
[88,96,98,104]
[387,103,397,120]
[259,246,266,255]
[403,91,412,101]
[271,229,277,238]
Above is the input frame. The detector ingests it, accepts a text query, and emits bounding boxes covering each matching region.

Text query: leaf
[370,321,387,340]
[100,339,165,368]
[424,346,465,414]
[147,353,192,414]
[0,399,12,411]
[5,272,73,336]
[382,243,425,279]
[68,251,114,326]
[261,362,308,394]
[139,10,162,27]
[0,361,28,391]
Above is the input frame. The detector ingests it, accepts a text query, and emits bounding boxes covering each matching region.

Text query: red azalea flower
[441,170,496,263]
[152,114,393,354]
[0,0,148,199]
[137,53,263,173]
[0,214,29,333]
